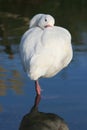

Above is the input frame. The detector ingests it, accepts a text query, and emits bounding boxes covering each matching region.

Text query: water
[0,1,87,130]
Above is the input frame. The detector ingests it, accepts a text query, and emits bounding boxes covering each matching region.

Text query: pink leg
[34,95,41,107]
[35,80,41,95]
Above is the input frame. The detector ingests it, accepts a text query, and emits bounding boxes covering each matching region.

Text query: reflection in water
[0,105,3,112]
[19,95,69,130]
[4,45,14,59]
[0,66,24,96]
[0,66,7,96]
[0,24,14,59]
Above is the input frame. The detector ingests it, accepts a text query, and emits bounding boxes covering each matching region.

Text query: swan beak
[44,25,52,28]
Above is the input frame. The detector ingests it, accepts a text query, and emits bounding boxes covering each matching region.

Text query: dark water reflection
[0,1,87,130]
[19,95,69,130]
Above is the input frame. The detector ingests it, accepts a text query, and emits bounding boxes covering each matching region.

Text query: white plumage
[19,14,73,95]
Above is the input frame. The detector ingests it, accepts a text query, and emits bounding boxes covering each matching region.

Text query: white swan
[19,14,73,95]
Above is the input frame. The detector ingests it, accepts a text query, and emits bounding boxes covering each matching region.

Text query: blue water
[0,38,87,130]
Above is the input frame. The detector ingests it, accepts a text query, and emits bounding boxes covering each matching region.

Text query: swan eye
[45,18,47,22]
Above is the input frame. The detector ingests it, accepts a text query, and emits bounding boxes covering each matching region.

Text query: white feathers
[19,14,73,80]
[29,14,44,28]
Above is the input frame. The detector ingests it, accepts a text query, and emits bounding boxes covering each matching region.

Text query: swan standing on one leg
[19,14,73,95]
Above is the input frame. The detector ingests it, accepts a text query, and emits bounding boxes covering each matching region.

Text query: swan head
[38,14,55,29]
[29,14,55,29]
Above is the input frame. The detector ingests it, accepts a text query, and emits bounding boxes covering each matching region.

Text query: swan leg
[34,95,41,107]
[35,80,41,95]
